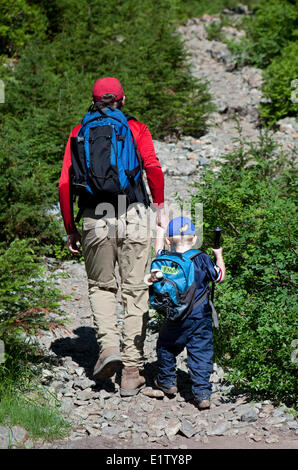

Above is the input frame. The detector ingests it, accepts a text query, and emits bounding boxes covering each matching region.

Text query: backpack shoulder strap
[160,250,184,260]
[125,114,138,122]
[183,249,203,261]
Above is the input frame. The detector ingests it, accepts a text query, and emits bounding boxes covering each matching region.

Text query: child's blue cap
[166,217,196,237]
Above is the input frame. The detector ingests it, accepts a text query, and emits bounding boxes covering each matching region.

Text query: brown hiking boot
[197,399,211,410]
[154,378,177,395]
[194,396,211,410]
[120,366,146,396]
[93,347,123,380]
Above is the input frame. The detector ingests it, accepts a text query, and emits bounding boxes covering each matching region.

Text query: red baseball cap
[92,77,124,102]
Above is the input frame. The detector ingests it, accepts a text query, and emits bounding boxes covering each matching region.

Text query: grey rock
[164,418,181,439]
[284,414,295,422]
[10,426,28,445]
[76,389,94,401]
[224,411,235,421]
[0,426,10,449]
[273,406,287,416]
[237,426,256,436]
[73,377,95,390]
[227,428,240,437]
[140,401,154,413]
[119,430,132,439]
[73,407,90,420]
[99,390,114,400]
[265,435,279,444]
[60,397,74,415]
[249,433,263,442]
[147,416,167,434]
[209,42,233,65]
[85,425,101,436]
[241,407,259,422]
[105,396,121,407]
[199,156,209,166]
[234,403,254,415]
[179,418,197,438]
[287,421,298,431]
[207,420,232,436]
[266,416,287,426]
[102,409,116,420]
[75,367,85,377]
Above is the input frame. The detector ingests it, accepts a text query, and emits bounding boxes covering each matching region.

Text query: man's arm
[58,125,82,253]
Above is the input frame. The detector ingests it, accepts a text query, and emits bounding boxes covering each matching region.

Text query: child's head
[165,217,197,252]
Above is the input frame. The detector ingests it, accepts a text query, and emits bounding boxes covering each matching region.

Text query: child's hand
[212,247,223,258]
[212,247,225,282]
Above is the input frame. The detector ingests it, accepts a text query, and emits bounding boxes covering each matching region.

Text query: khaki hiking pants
[81,204,152,368]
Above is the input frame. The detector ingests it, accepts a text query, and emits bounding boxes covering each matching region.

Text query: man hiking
[59,76,166,396]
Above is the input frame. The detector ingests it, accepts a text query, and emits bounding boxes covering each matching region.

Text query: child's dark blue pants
[156,309,213,400]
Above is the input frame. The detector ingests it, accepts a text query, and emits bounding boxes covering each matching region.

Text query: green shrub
[173,0,258,22]
[226,0,298,68]
[0,238,64,377]
[260,42,298,125]
[0,0,48,56]
[191,128,298,406]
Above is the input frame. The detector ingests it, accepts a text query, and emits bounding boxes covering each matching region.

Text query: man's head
[165,217,197,251]
[92,77,125,108]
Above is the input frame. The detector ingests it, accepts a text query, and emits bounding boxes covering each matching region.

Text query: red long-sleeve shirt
[59,119,164,235]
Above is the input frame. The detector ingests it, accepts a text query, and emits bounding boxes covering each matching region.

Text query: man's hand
[67,231,82,255]
[156,206,168,229]
[154,225,166,256]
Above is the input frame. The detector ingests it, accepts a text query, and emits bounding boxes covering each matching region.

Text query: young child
[149,216,225,410]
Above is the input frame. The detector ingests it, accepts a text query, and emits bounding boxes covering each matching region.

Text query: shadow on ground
[51,326,98,377]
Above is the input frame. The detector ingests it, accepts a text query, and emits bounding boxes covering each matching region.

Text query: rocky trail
[2,8,297,451]
[34,260,297,451]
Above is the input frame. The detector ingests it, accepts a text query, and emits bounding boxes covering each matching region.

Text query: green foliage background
[223,0,298,124]
[191,129,297,405]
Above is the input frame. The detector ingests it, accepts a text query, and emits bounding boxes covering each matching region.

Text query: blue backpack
[149,249,203,322]
[70,105,150,210]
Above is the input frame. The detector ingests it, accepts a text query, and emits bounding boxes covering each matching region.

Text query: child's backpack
[149,249,205,322]
[70,105,150,210]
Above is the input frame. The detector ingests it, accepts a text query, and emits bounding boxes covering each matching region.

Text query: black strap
[193,288,209,310]
[75,206,84,224]
[160,250,184,260]
[81,105,129,131]
[189,251,204,260]
[127,120,150,208]
[125,114,138,122]
[192,288,219,328]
